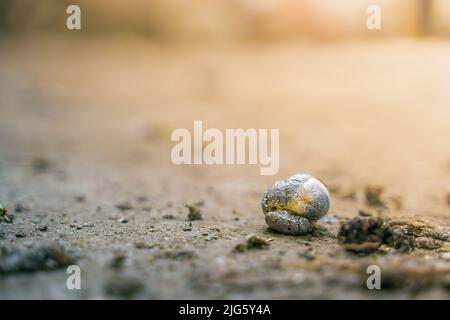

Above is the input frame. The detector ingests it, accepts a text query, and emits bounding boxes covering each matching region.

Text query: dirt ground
[0,35,449,299]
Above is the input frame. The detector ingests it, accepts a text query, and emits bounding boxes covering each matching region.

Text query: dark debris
[0,244,76,274]
[186,204,202,221]
[234,234,271,253]
[338,216,414,254]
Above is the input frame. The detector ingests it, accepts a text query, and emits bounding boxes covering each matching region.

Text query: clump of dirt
[385,218,450,242]
[414,237,443,249]
[74,196,86,203]
[338,216,390,254]
[364,185,385,207]
[134,241,162,250]
[298,251,316,261]
[0,244,76,274]
[364,185,403,210]
[31,157,52,173]
[156,249,198,260]
[234,234,271,253]
[115,201,134,211]
[186,204,203,221]
[382,225,415,253]
[358,209,378,217]
[104,275,144,298]
[339,216,449,255]
[109,252,127,270]
[182,222,193,231]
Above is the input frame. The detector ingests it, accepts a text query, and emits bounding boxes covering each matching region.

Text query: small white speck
[292,272,306,284]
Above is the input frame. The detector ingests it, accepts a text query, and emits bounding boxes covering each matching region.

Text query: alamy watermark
[366,264,381,290]
[65,4,381,32]
[367,4,382,30]
[66,5,81,30]
[66,265,81,290]
[171,121,279,175]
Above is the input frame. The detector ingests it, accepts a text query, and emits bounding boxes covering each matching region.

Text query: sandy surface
[0,36,449,299]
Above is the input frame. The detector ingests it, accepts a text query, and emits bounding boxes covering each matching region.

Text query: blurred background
[0,0,449,213]
[1,0,450,39]
[0,0,449,214]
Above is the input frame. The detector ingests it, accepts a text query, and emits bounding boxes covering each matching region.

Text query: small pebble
[15,203,30,213]
[298,251,316,261]
[234,234,271,253]
[321,214,339,224]
[358,209,374,217]
[32,158,52,173]
[116,201,133,211]
[134,241,152,249]
[364,185,385,207]
[182,223,192,231]
[110,254,127,269]
[186,205,202,221]
[75,196,86,203]
[136,196,148,202]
